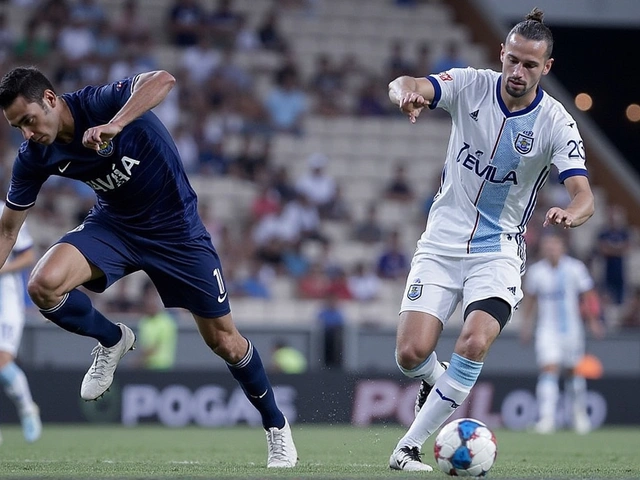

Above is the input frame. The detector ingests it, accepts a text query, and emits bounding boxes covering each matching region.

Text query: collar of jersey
[496,77,544,118]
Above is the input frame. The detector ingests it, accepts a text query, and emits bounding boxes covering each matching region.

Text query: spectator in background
[235,14,260,51]
[385,39,414,83]
[352,202,385,244]
[356,76,389,117]
[13,18,51,64]
[271,339,307,374]
[173,122,200,173]
[264,67,308,136]
[597,205,631,306]
[251,177,281,221]
[69,0,107,29]
[297,262,331,299]
[413,42,432,76]
[167,0,206,47]
[180,33,222,85]
[272,165,298,203]
[295,153,337,217]
[347,261,381,301]
[322,183,351,221]
[136,281,178,371]
[0,202,41,444]
[103,277,139,314]
[309,53,343,97]
[384,161,415,203]
[112,0,151,46]
[316,293,346,369]
[377,230,409,280]
[432,41,467,73]
[208,0,243,49]
[257,7,288,53]
[233,259,272,299]
[0,13,15,66]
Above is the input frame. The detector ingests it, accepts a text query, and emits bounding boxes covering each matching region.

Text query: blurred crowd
[0,0,638,365]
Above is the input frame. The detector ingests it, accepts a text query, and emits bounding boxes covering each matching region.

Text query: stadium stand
[0,0,637,337]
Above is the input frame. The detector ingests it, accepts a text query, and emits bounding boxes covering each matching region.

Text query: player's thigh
[462,254,523,323]
[30,243,98,293]
[142,233,231,319]
[400,253,462,326]
[55,220,140,293]
[396,310,444,361]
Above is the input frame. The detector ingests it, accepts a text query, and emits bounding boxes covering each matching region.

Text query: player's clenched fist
[543,207,575,228]
[399,92,429,123]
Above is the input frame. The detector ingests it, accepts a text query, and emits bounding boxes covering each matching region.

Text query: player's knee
[454,332,491,362]
[395,344,432,371]
[27,270,64,307]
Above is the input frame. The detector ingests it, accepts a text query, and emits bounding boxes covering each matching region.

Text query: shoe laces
[267,427,289,462]
[400,446,423,463]
[88,344,115,379]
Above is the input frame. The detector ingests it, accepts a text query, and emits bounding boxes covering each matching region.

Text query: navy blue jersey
[6,76,204,239]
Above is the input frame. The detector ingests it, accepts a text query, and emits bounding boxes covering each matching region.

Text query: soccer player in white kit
[0,201,41,444]
[520,233,604,434]
[387,8,596,471]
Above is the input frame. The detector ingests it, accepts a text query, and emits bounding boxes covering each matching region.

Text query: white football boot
[266,417,298,468]
[81,323,135,401]
[389,446,433,471]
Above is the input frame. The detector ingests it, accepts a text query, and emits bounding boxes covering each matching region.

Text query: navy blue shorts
[57,219,231,318]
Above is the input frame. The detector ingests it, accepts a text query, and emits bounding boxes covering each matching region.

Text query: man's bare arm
[83,70,176,150]
[388,76,436,123]
[0,207,29,269]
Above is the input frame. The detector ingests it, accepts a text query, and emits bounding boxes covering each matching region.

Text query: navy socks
[227,340,285,430]
[39,290,122,347]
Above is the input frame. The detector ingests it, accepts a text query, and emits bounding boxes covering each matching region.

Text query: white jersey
[524,255,593,339]
[0,202,34,355]
[418,68,587,265]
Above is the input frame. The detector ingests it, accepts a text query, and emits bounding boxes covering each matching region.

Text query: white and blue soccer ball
[433,418,498,477]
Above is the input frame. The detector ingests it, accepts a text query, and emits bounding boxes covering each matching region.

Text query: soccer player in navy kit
[0,67,297,468]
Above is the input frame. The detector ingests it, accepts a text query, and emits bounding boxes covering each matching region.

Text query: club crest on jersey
[97,140,114,157]
[407,284,423,301]
[514,132,534,154]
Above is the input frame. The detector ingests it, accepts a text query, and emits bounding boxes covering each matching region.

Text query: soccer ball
[433,418,497,477]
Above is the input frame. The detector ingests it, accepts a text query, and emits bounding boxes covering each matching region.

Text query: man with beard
[386,8,595,471]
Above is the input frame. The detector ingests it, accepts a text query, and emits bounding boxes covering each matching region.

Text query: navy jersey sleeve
[6,141,49,211]
[80,75,138,123]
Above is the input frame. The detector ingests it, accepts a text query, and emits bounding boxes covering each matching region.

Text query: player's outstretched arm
[0,207,28,269]
[543,175,594,228]
[83,70,176,150]
[388,76,435,124]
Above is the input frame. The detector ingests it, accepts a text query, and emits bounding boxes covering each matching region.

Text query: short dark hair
[0,66,55,109]
[506,7,554,59]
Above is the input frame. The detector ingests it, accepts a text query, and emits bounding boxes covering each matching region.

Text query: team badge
[407,284,423,301]
[97,140,114,157]
[514,132,534,154]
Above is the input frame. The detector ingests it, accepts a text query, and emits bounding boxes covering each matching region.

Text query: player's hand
[543,207,575,228]
[82,123,122,151]
[398,92,429,123]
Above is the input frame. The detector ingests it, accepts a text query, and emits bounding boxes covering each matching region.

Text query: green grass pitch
[0,424,639,479]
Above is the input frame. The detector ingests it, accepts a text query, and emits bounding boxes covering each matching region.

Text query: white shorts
[399,252,524,326]
[0,275,26,356]
[535,329,584,368]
